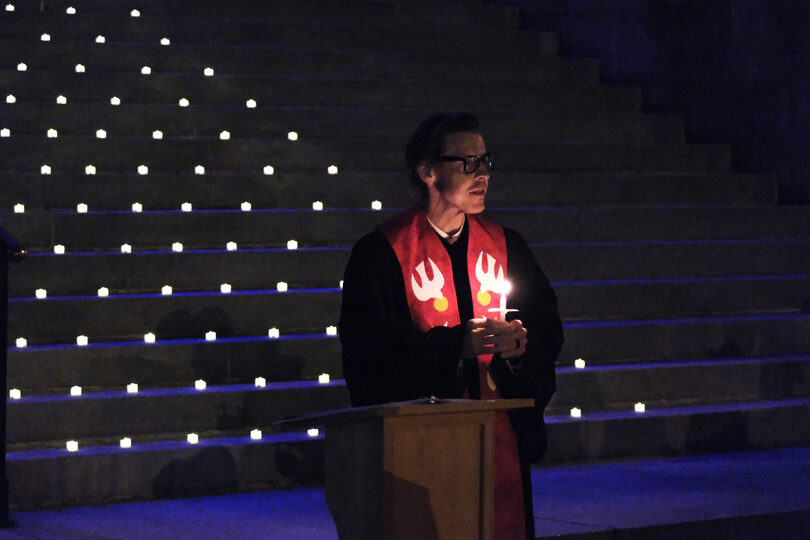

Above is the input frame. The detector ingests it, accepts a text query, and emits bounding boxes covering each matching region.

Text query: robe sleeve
[338,230,467,406]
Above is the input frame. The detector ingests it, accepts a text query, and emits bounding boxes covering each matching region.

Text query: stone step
[2,15,559,54]
[7,397,810,509]
[8,275,810,342]
[2,206,807,252]
[0,105,684,143]
[3,41,597,85]
[6,238,807,298]
[8,314,810,391]
[0,71,640,110]
[6,0,519,29]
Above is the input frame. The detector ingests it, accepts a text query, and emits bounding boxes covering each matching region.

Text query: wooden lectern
[304,398,533,540]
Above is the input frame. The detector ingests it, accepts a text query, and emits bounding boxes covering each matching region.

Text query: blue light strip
[555,354,810,373]
[565,312,810,328]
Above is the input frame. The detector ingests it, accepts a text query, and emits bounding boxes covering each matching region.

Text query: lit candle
[140,66,151,75]
[246,99,257,108]
[6,4,14,11]
[46,128,57,138]
[96,129,106,138]
[203,67,214,76]
[53,244,65,254]
[130,9,140,17]
[76,335,88,346]
[339,280,344,289]
[95,35,105,44]
[180,202,192,212]
[1,128,10,137]
[371,200,382,210]
[187,433,199,444]
[499,280,511,321]
[195,379,207,390]
[160,38,171,46]
[76,203,88,213]
[41,164,52,175]
[263,165,274,175]
[318,373,330,384]
[75,64,85,73]
[120,437,132,448]
[9,389,21,399]
[161,285,173,295]
[267,327,280,339]
[327,165,338,175]
[276,282,288,292]
[219,130,230,140]
[250,429,262,440]
[57,95,67,104]
[194,165,205,175]
[204,331,216,342]
[66,440,79,451]
[35,288,47,299]
[16,63,26,72]
[240,201,252,211]
[287,131,298,141]
[171,242,183,252]
[286,240,298,250]
[127,383,138,393]
[178,98,189,107]
[574,358,586,369]
[132,202,143,212]
[97,286,109,297]
[14,203,24,213]
[226,241,237,251]
[85,165,96,175]
[326,326,337,336]
[110,96,121,106]
[6,94,16,104]
[255,377,266,387]
[635,402,646,413]
[15,337,27,348]
[143,332,155,343]
[570,407,582,418]
[152,130,163,139]
[220,283,232,294]
[65,6,75,14]
[70,385,82,396]
[121,243,132,253]
[312,201,323,211]
[307,428,319,438]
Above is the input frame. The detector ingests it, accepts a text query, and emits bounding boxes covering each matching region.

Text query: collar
[426,214,465,243]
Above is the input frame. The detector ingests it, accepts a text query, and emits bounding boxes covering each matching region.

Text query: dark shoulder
[503,227,532,254]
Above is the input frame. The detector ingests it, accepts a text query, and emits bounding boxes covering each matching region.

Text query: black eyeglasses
[434,152,494,174]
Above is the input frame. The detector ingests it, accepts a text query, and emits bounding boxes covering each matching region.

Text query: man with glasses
[339,112,563,539]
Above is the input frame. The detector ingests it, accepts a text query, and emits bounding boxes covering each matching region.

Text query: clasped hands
[461,317,527,359]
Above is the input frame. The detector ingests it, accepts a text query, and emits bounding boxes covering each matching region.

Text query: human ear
[417,162,435,186]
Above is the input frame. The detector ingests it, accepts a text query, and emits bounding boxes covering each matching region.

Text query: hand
[461,318,527,359]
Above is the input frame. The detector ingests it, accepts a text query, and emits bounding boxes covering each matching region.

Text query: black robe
[339,217,564,538]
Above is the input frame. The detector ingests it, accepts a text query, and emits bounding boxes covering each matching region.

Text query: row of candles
[2,129,307,142]
[5,5,147,16]
[9,200,384,214]
[6,95,263,109]
[5,164,345,177]
[24,240,352,254]
[15,62,219,77]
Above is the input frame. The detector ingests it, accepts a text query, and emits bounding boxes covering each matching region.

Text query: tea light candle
[35,288,47,299]
[66,440,79,452]
[204,331,216,341]
[143,332,155,343]
[57,95,67,104]
[75,64,85,73]
[307,428,319,438]
[220,283,232,294]
[85,165,96,175]
[226,241,237,251]
[130,9,140,17]
[120,437,132,448]
[70,385,82,396]
[634,402,646,413]
[263,165,274,175]
[127,383,138,394]
[97,287,109,297]
[152,131,163,139]
[17,63,27,72]
[267,327,279,339]
[219,130,230,140]
[286,240,298,250]
[1,128,10,137]
[132,202,143,212]
[178,98,189,107]
[110,96,121,106]
[327,165,338,175]
[574,358,586,369]
[326,326,337,336]
[187,433,199,444]
[95,35,105,44]
[76,335,88,346]
[276,282,288,292]
[203,67,214,76]
[161,285,173,295]
[54,244,65,254]
[246,99,257,108]
[6,4,14,11]
[195,379,207,390]
[6,94,16,104]
[96,129,107,138]
[250,429,262,440]
[194,165,205,175]
[240,201,252,211]
[9,389,21,400]
[76,203,88,213]
[255,377,266,387]
[13,203,23,213]
[339,280,344,289]
[318,373,330,384]
[47,128,58,138]
[41,34,50,42]
[121,243,132,253]
[15,337,27,348]
[171,242,183,252]
[570,407,582,418]
[312,201,323,211]
[41,165,52,174]
[140,66,151,75]
[371,200,382,210]
[66,6,75,14]
[160,38,171,46]
[287,131,298,141]
[180,202,192,212]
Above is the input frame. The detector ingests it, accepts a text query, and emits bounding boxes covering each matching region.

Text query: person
[339,112,564,539]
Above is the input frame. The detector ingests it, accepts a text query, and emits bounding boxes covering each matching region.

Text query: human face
[424,132,490,220]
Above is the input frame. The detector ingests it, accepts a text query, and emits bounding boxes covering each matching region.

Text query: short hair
[405,112,480,201]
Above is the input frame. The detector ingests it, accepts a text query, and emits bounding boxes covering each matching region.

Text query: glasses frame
[434,152,494,174]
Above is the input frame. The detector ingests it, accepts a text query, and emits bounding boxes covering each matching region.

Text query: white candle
[76,203,88,213]
[75,64,85,73]
[85,165,96,175]
[180,202,192,212]
[250,429,262,440]
[97,287,109,297]
[312,201,323,211]
[204,331,216,341]
[286,240,298,250]
[327,165,338,175]
[574,358,586,369]
[120,437,132,448]
[287,131,298,141]
[66,6,75,14]
[57,95,67,104]
[140,66,151,75]
[6,4,14,11]
[276,282,288,292]
[95,35,105,44]
[178,98,189,107]
[35,288,47,299]
[110,96,121,106]
[318,373,330,384]
[17,63,26,72]
[254,377,266,387]
[635,402,646,413]
[268,328,280,339]
[6,94,16,104]
[226,241,237,251]
[371,200,382,210]
[220,283,232,294]
[246,99,257,108]
[41,164,51,174]
[76,334,89,346]
[570,407,582,418]
[219,130,230,140]
[1,128,10,138]
[326,326,337,336]
[307,428,319,438]
[66,440,79,452]
[41,34,50,41]
[143,332,155,343]
[203,67,214,76]
[9,389,21,400]
[131,202,143,212]
[194,165,205,175]
[15,337,27,348]
[13,203,24,213]
[160,38,171,46]
[160,285,173,296]
[171,242,183,252]
[339,280,344,289]
[96,129,107,138]
[152,130,163,139]
[195,379,207,390]
[47,128,57,138]
[121,243,132,253]
[263,165,274,175]
[127,383,139,394]
[130,9,140,17]
[240,201,252,211]
[187,433,199,444]
[53,244,65,254]
[70,385,82,396]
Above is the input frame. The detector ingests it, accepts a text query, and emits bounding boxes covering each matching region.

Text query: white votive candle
[240,201,252,211]
[9,389,21,400]
[121,243,132,253]
[47,128,57,138]
[57,95,67,104]
[161,285,173,295]
[140,66,151,75]
[97,287,109,297]
[287,131,298,141]
[53,244,65,254]
[254,377,266,387]
[204,331,216,342]
[263,165,274,175]
[160,38,171,46]
[226,241,237,251]
[66,440,79,452]
[203,67,214,76]
[219,130,230,140]
[138,164,149,175]
[635,402,646,413]
[6,94,16,104]
[250,429,262,440]
[286,240,298,250]
[70,385,82,396]
[152,130,163,139]
[318,373,330,384]
[85,165,96,175]
[194,165,205,175]
[187,433,199,444]
[96,129,107,139]
[171,242,183,252]
[132,202,143,212]
[75,64,85,73]
[15,337,27,348]
[267,328,279,339]
[574,358,586,369]
[312,201,323,211]
[130,9,140,17]
[195,379,207,390]
[35,288,47,299]
[41,34,50,41]
[246,99,257,108]
[65,6,75,14]
[570,407,582,418]
[41,164,51,174]
[326,326,337,336]
[143,332,155,343]
[17,63,26,72]
[76,203,88,213]
[180,202,192,212]
[276,282,288,292]
[327,165,338,175]
[339,280,344,289]
[76,335,88,346]
[1,128,10,138]
[110,96,121,106]
[127,383,138,394]
[13,203,24,213]
[120,437,132,448]
[178,98,189,107]
[371,200,382,210]
[220,283,232,294]
[307,428,319,438]
[95,35,105,44]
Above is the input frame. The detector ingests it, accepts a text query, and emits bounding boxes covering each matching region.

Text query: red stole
[379,205,526,539]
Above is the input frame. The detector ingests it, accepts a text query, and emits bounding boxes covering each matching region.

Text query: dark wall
[491,0,810,204]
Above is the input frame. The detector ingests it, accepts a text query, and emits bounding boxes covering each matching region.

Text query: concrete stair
[1,0,808,515]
